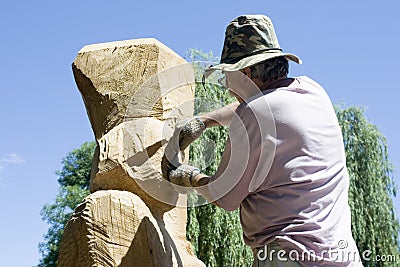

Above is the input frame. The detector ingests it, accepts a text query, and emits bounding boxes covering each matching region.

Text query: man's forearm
[191,173,221,207]
[191,173,210,187]
[198,101,240,128]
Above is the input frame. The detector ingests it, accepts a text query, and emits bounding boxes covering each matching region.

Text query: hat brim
[205,52,302,73]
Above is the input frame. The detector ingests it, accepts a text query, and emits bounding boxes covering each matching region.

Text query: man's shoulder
[235,76,327,114]
[263,75,327,100]
[296,75,325,89]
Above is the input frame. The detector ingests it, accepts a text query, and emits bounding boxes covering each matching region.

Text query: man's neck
[258,76,292,91]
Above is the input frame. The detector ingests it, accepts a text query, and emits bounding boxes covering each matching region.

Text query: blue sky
[0,1,399,266]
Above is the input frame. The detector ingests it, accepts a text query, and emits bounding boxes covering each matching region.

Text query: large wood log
[58,190,203,267]
[72,38,194,207]
[58,39,204,266]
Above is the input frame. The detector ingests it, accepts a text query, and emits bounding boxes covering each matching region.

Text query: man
[163,15,362,266]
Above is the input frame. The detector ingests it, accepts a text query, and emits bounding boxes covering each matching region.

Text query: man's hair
[249,56,289,82]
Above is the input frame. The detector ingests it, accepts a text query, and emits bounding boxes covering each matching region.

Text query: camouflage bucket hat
[206,15,302,73]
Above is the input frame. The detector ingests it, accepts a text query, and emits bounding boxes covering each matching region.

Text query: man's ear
[241,67,252,78]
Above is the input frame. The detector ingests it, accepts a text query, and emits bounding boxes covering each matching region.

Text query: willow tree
[336,106,399,267]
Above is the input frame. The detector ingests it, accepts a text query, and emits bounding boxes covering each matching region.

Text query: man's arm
[171,101,239,153]
[167,101,240,180]
[168,168,221,207]
[191,173,210,187]
[191,174,216,204]
[198,101,240,128]
[191,173,223,207]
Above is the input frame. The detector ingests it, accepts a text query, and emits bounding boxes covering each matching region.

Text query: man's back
[212,76,362,266]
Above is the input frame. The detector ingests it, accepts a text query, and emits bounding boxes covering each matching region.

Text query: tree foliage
[56,141,95,190]
[336,105,399,267]
[37,142,95,267]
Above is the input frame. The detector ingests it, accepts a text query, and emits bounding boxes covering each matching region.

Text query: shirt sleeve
[207,100,276,211]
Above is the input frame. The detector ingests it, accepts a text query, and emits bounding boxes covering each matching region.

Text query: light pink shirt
[207,76,362,266]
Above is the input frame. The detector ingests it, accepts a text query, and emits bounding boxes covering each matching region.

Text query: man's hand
[168,164,201,187]
[161,154,179,181]
[161,116,205,181]
[176,116,206,151]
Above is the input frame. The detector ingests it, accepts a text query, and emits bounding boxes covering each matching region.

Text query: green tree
[336,106,399,267]
[37,142,95,267]
[56,141,95,189]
